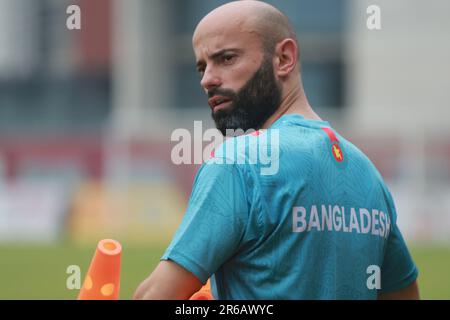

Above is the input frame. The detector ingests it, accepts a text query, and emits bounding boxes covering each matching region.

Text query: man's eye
[222,55,235,63]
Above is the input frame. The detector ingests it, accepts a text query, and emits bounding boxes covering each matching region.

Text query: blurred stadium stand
[0,0,449,245]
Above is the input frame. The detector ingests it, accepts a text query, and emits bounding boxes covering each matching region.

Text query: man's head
[193,0,300,135]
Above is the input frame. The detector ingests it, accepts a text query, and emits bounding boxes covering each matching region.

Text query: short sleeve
[380,186,419,293]
[161,162,249,284]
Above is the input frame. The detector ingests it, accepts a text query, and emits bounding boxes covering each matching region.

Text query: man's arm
[133,260,203,300]
[377,280,420,300]
[134,162,248,300]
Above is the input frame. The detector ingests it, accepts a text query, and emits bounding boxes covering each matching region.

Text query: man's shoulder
[339,135,383,176]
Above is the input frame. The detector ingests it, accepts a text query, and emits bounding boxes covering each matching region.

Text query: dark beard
[209,56,282,136]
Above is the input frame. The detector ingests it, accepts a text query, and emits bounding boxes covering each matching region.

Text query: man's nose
[200,67,222,92]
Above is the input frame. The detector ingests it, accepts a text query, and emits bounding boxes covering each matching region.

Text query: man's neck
[261,85,322,129]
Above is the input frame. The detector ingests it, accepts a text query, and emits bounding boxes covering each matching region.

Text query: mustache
[207,87,237,100]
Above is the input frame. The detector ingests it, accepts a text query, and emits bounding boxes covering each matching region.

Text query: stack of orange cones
[78,239,122,300]
[190,279,214,300]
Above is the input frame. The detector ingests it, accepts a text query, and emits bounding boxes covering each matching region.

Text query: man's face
[193,21,281,136]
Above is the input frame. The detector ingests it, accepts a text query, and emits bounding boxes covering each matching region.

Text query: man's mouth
[213,100,232,113]
[209,96,233,113]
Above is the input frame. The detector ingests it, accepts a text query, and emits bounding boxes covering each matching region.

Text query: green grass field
[0,244,449,299]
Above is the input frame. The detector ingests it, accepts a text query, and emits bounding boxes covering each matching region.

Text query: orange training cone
[190,279,214,300]
[78,239,122,300]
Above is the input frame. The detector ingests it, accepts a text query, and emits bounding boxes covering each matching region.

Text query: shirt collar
[270,114,331,129]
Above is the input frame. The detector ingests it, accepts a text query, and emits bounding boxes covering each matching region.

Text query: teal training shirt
[161,114,418,299]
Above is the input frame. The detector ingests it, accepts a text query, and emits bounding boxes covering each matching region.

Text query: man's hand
[133,260,203,300]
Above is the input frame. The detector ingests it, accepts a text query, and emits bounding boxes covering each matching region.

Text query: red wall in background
[77,0,112,73]
[0,136,199,199]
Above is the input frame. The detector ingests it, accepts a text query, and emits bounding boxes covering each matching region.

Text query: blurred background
[0,0,449,299]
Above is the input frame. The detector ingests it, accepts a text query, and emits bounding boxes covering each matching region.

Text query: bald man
[134,1,419,300]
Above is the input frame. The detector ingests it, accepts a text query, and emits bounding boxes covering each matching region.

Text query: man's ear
[274,38,298,77]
